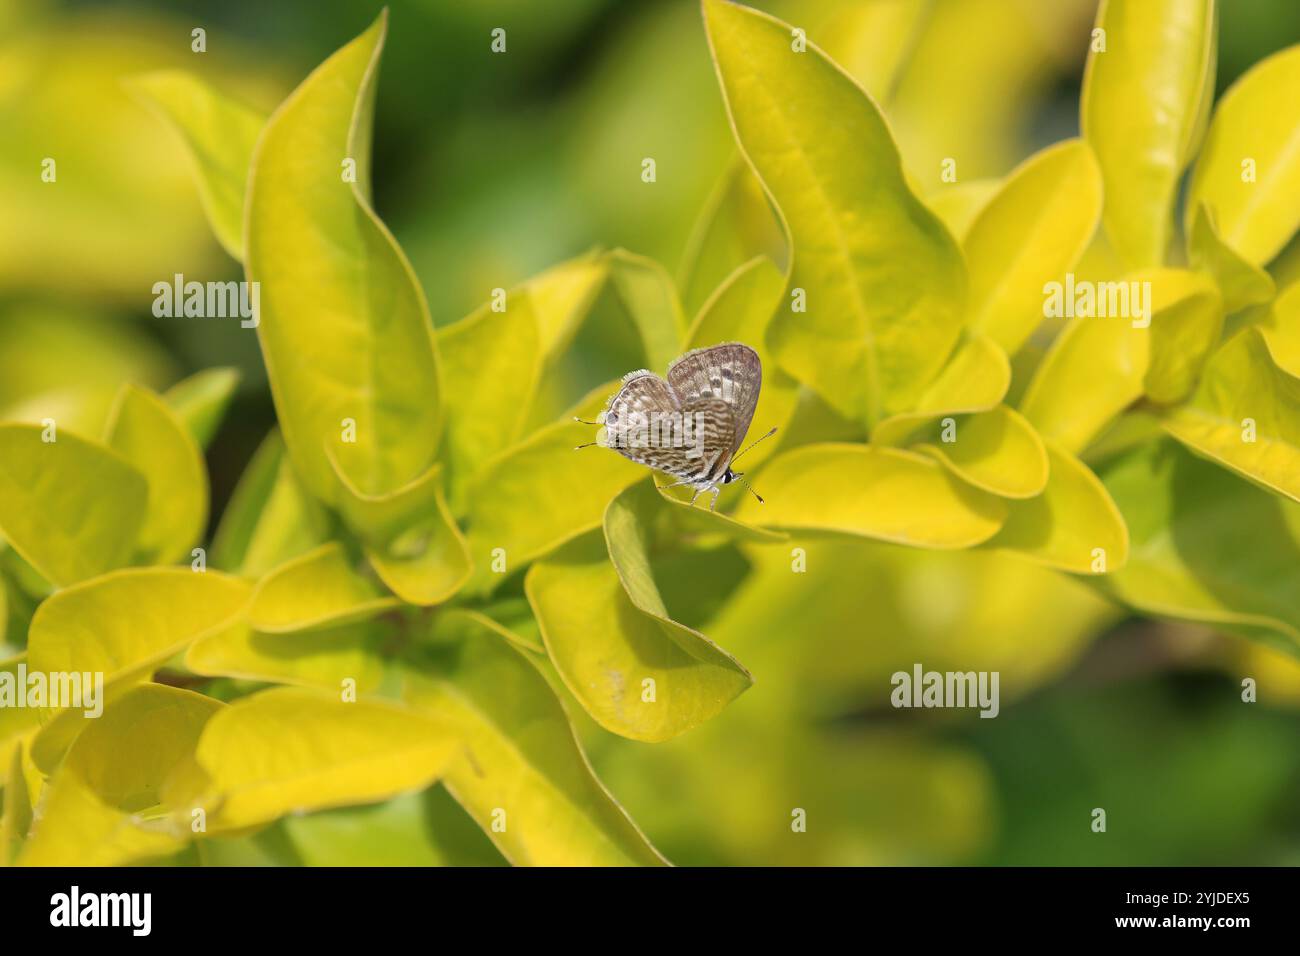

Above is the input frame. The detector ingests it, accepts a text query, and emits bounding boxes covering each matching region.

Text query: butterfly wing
[600,370,683,470]
[679,397,738,482]
[667,342,761,457]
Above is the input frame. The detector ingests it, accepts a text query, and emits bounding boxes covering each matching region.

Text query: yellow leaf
[186,620,385,693]
[1021,309,1150,455]
[1185,43,1300,265]
[606,248,688,373]
[872,334,1010,447]
[1102,439,1300,651]
[25,567,251,769]
[463,383,643,596]
[195,686,460,830]
[1141,268,1223,404]
[105,383,209,565]
[527,483,753,743]
[678,160,785,319]
[1082,0,1217,268]
[210,429,331,577]
[924,178,1001,243]
[437,292,543,509]
[1259,281,1300,379]
[329,458,471,606]
[127,70,265,260]
[0,423,146,587]
[246,11,441,503]
[18,684,222,866]
[524,250,610,360]
[805,0,932,102]
[917,406,1050,500]
[1187,203,1276,314]
[2,737,39,864]
[403,610,667,865]
[987,441,1129,573]
[0,656,40,783]
[163,367,240,451]
[653,471,787,542]
[704,0,966,425]
[1162,328,1300,502]
[249,542,396,633]
[964,139,1102,354]
[734,443,1007,548]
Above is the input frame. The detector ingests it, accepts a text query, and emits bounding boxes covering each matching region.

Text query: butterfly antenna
[737,474,765,505]
[574,441,600,450]
[731,426,778,466]
[572,416,603,426]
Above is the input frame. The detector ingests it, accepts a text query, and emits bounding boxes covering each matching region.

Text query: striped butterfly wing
[678,397,738,482]
[667,342,761,458]
[601,370,683,470]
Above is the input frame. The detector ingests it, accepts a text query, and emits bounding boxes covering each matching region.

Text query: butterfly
[575,342,776,511]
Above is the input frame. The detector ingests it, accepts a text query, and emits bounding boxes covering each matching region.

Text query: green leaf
[678,160,785,319]
[734,442,1007,547]
[1101,439,1300,651]
[463,383,643,595]
[871,335,1011,447]
[437,291,542,510]
[127,70,265,261]
[527,483,754,743]
[210,429,331,577]
[249,543,397,633]
[403,610,667,865]
[1185,43,1300,266]
[1258,280,1300,378]
[194,685,459,831]
[964,139,1102,355]
[105,383,208,565]
[0,423,146,587]
[1141,268,1223,404]
[1081,0,1217,268]
[329,459,472,606]
[987,440,1129,573]
[1162,328,1300,502]
[1187,204,1276,314]
[917,406,1049,500]
[163,367,241,449]
[186,619,385,693]
[246,11,441,504]
[17,684,222,866]
[704,0,966,425]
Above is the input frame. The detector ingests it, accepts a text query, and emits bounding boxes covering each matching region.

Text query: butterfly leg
[688,488,703,508]
[709,486,721,512]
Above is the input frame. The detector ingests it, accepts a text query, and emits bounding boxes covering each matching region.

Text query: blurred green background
[4,0,1300,865]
